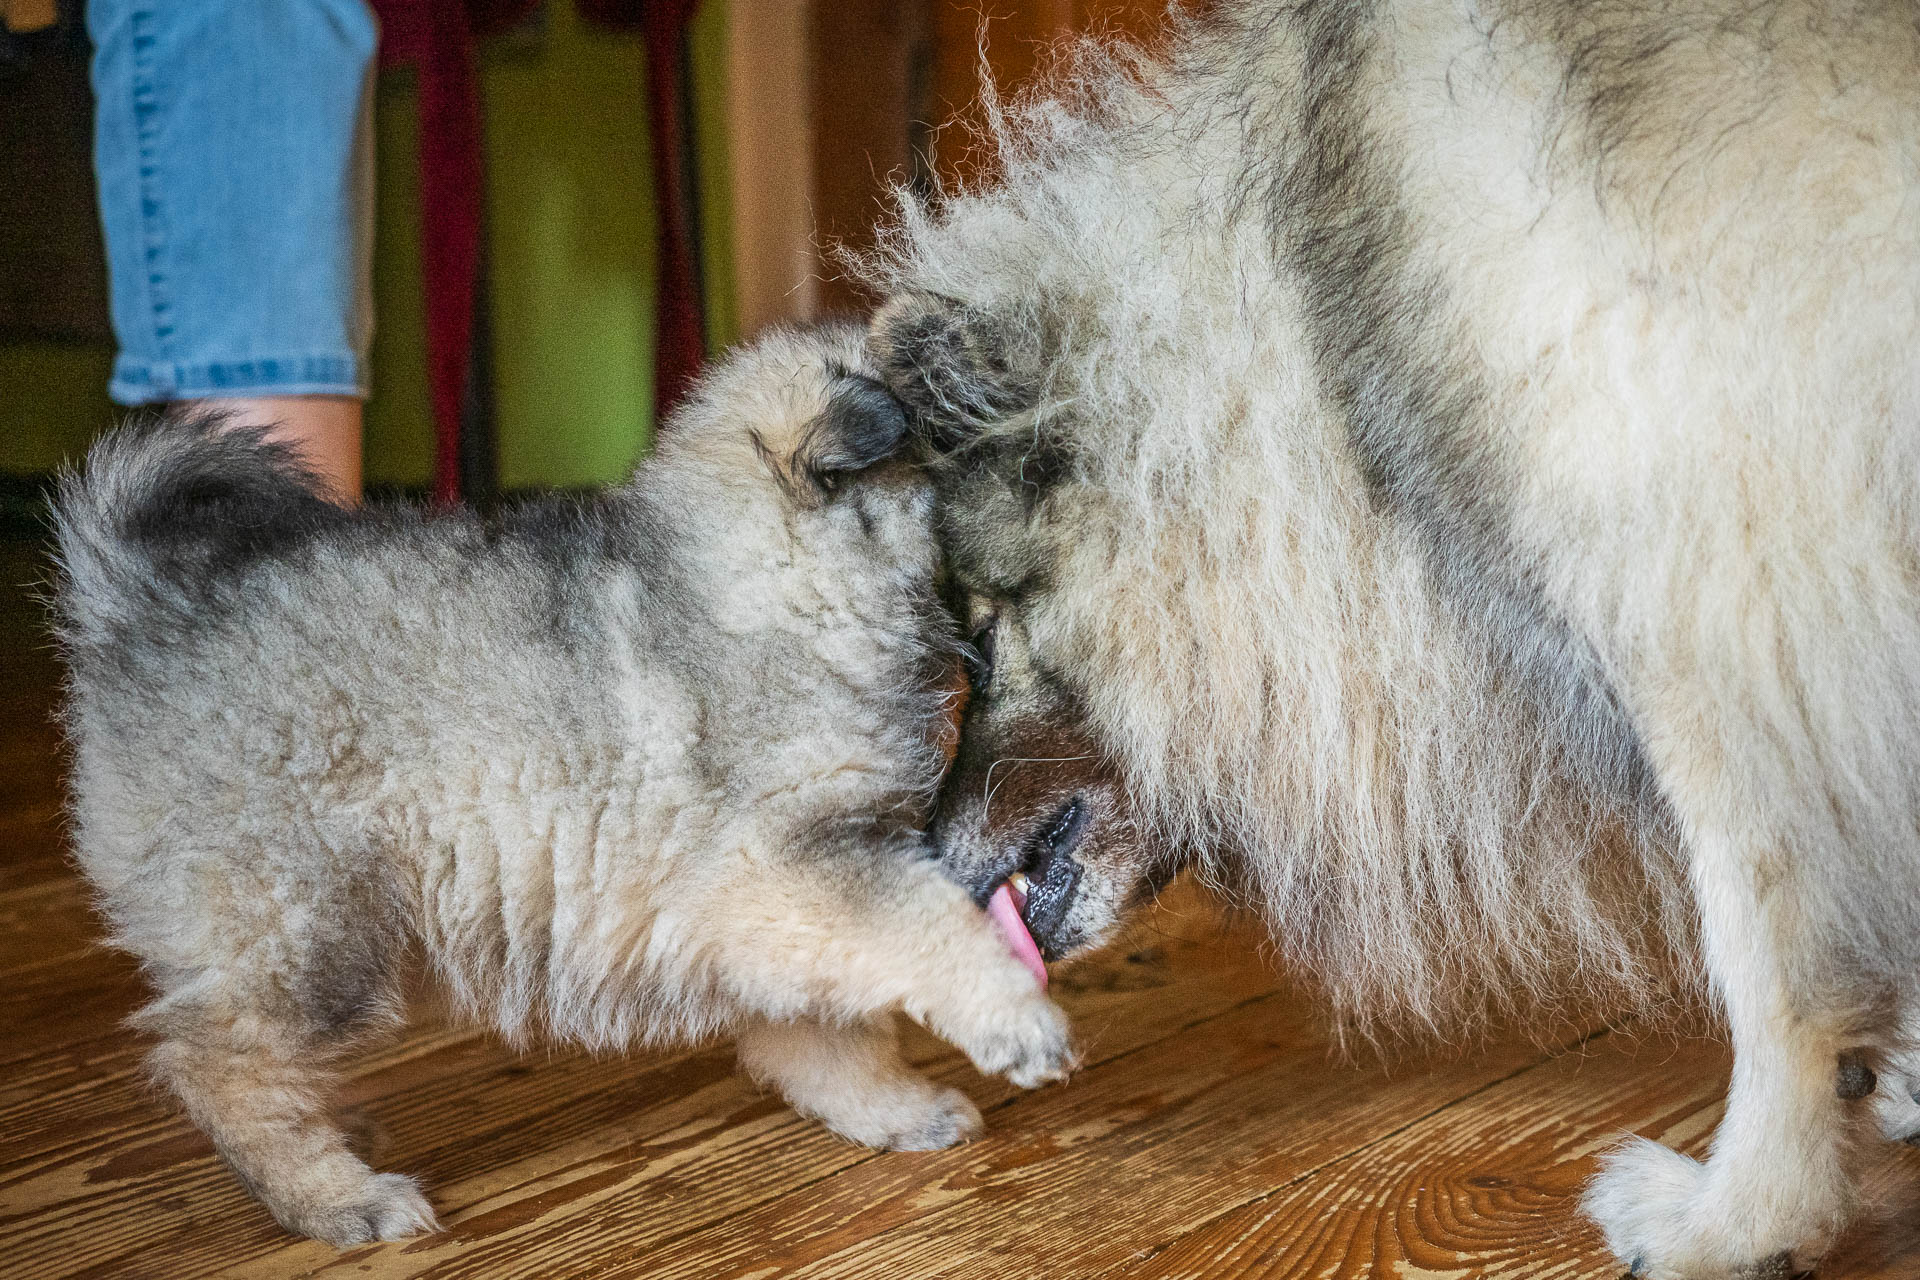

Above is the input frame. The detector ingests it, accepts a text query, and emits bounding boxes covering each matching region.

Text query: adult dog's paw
[868,291,1036,449]
[1584,1139,1816,1279]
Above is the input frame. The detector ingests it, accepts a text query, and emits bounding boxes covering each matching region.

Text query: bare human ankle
[182,395,364,504]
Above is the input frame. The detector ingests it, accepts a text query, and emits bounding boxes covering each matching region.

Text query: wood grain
[1105,1032,1729,1279]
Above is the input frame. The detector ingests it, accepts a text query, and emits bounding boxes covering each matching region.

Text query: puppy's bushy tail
[51,412,345,655]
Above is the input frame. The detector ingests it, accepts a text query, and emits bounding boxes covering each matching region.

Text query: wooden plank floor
[5,532,1920,1279]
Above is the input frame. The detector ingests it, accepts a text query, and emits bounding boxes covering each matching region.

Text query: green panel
[0,343,115,474]
[363,66,435,489]
[482,3,656,490]
[690,0,739,354]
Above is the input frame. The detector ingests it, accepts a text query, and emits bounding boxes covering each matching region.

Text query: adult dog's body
[865,2,1920,1274]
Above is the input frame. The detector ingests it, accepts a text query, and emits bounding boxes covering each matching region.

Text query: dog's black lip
[1039,796,1088,861]
[1003,795,1088,960]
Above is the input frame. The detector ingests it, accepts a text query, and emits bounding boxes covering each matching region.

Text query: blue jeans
[89,0,378,405]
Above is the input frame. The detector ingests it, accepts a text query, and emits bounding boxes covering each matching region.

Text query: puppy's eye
[965,619,997,690]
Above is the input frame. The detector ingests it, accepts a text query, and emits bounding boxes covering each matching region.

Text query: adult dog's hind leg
[1585,756,1866,1277]
[737,1015,983,1150]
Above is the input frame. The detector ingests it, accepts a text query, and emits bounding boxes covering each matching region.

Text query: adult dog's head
[869,292,1184,963]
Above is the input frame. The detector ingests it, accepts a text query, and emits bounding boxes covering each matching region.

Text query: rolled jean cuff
[108,352,370,405]
[91,0,378,409]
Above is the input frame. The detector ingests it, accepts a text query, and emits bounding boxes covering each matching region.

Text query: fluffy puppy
[51,324,1073,1247]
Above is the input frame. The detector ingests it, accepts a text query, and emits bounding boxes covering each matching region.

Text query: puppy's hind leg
[126,841,433,1246]
[147,1017,436,1246]
[736,1015,982,1151]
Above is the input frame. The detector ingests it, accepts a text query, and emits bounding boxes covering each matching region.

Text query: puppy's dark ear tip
[798,375,912,493]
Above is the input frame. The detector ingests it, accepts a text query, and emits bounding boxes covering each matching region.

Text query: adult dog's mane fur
[855,8,1701,1044]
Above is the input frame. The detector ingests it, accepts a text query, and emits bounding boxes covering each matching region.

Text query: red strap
[642,7,705,417]
[370,0,499,502]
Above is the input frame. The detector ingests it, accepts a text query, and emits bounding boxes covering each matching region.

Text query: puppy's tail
[51,412,346,654]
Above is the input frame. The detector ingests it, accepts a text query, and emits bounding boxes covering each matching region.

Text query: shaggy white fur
[863,30,1690,1043]
[858,3,1920,1275]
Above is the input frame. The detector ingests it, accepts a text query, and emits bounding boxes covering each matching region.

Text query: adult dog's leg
[1586,738,1864,1277]
[736,1015,983,1150]
[1869,1014,1920,1145]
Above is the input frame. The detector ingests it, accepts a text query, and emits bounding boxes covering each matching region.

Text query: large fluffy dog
[51,326,1072,1246]
[863,2,1920,1275]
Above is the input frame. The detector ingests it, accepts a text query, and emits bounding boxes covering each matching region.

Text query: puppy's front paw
[942,991,1079,1090]
[876,1085,985,1151]
[1584,1139,1816,1279]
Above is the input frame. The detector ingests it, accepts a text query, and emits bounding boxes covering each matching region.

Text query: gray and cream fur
[863,2,1920,1275]
[52,325,1073,1247]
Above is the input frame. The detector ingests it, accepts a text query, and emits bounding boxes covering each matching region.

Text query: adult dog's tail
[51,413,344,655]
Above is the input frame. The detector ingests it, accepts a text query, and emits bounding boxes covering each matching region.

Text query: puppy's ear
[868,291,1037,453]
[797,373,911,495]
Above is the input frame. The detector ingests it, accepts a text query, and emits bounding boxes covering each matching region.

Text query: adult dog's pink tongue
[986,882,1047,990]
